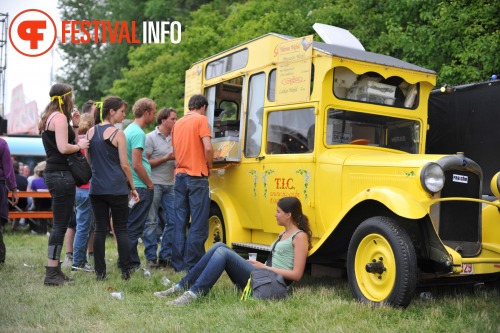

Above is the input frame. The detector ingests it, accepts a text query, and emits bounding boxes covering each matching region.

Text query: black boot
[44,266,66,286]
[57,261,74,282]
[96,270,107,281]
[121,269,131,281]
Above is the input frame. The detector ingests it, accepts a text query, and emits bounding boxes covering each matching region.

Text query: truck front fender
[310,186,430,255]
[347,186,429,220]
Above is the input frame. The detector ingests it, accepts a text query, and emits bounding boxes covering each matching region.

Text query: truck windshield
[326,109,420,154]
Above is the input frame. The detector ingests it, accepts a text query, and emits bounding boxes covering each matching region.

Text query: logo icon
[9,9,57,57]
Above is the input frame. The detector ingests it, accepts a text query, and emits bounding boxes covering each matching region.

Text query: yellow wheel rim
[205,214,224,251]
[354,233,396,302]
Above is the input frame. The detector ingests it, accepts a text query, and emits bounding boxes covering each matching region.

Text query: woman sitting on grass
[154,196,312,305]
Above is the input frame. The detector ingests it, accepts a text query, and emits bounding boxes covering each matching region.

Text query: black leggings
[90,194,130,275]
[44,171,75,261]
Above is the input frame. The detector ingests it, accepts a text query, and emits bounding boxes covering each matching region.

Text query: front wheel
[205,205,226,251]
[347,216,417,308]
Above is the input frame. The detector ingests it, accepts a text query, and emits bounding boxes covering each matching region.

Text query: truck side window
[333,66,419,109]
[268,69,276,102]
[244,73,265,157]
[266,108,315,154]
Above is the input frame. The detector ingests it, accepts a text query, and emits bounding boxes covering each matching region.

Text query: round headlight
[421,163,445,194]
[490,172,500,198]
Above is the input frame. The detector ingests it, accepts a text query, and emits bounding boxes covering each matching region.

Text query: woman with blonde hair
[71,112,96,272]
[39,83,89,286]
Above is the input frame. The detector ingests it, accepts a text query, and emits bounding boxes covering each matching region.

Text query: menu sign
[275,35,313,104]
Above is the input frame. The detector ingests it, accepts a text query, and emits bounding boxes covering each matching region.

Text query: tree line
[57,0,500,114]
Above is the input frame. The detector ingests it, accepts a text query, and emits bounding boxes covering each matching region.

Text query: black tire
[347,216,417,308]
[205,205,226,251]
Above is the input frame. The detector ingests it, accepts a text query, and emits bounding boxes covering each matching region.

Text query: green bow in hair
[94,102,104,122]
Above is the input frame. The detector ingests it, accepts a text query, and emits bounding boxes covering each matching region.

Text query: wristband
[73,125,79,128]
[130,188,136,192]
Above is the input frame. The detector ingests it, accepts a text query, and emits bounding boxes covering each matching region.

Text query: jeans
[44,171,75,261]
[172,174,210,272]
[73,188,94,266]
[178,243,255,295]
[127,187,154,268]
[90,194,130,275]
[143,184,175,262]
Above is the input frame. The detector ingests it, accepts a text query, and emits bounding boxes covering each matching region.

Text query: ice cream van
[184,24,500,307]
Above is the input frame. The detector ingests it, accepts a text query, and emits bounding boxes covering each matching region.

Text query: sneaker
[61,254,73,268]
[154,284,181,298]
[166,291,197,305]
[147,260,160,269]
[72,262,95,272]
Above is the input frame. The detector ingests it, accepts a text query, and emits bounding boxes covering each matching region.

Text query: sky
[2,0,62,118]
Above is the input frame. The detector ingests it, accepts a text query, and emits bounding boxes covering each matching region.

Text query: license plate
[461,263,474,275]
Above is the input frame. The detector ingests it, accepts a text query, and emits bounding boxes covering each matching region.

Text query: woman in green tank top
[154,196,312,305]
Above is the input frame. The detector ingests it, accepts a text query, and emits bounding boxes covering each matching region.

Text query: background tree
[57,0,150,107]
[58,0,499,112]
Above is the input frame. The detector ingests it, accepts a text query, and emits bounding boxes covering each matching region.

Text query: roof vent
[312,23,365,51]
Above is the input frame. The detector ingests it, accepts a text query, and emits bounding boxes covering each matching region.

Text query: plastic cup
[142,267,151,278]
[248,253,257,261]
[161,276,171,286]
[128,197,136,208]
[110,292,123,300]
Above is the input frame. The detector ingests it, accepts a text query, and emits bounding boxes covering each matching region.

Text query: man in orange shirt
[171,94,213,272]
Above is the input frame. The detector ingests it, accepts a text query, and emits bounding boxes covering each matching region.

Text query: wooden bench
[8,191,53,220]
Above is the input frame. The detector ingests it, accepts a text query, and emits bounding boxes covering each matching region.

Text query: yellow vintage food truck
[184,24,500,307]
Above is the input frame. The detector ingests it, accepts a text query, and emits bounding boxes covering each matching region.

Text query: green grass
[1,226,499,333]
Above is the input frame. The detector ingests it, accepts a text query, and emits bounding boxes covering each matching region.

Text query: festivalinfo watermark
[9,9,182,57]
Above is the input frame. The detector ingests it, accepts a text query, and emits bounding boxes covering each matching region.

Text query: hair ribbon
[51,90,72,114]
[94,102,104,122]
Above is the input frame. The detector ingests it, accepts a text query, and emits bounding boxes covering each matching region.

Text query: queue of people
[1,83,311,306]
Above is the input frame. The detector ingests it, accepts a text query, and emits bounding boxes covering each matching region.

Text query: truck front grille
[437,168,481,257]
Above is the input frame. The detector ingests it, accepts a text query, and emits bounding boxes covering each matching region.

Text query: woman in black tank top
[87,96,138,280]
[39,83,90,286]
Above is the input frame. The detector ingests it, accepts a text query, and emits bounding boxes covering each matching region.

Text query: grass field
[1,225,499,333]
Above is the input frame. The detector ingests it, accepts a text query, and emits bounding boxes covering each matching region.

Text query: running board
[232,242,271,252]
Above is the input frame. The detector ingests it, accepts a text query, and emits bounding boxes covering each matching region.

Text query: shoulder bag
[67,145,91,186]
[241,234,288,301]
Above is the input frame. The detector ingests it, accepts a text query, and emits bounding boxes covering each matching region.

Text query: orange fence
[8,191,53,219]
